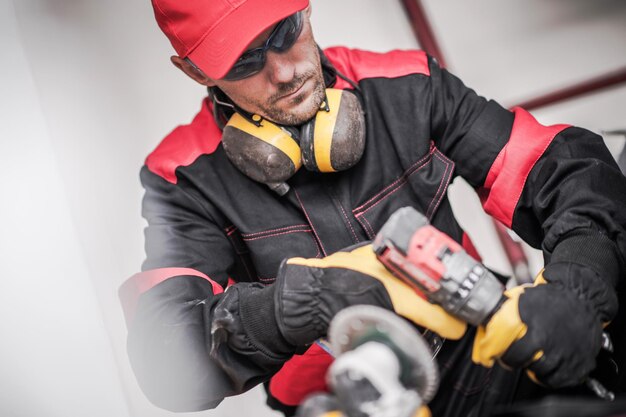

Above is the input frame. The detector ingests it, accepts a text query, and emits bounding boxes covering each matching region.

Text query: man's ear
[170,56,217,86]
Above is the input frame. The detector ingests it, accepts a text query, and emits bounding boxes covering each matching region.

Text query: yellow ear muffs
[221,88,366,195]
[222,112,302,194]
[300,89,366,172]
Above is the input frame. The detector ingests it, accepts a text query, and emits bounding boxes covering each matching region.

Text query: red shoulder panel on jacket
[480,108,570,227]
[145,99,222,184]
[324,47,430,86]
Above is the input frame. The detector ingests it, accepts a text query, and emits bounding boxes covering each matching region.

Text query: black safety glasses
[223,12,303,81]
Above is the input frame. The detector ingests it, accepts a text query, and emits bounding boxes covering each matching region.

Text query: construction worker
[120,1,626,416]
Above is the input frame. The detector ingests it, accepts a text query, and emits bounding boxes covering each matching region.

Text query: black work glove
[273,244,466,347]
[227,244,466,360]
[472,262,618,388]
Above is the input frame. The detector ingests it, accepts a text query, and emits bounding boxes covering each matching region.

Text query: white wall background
[1,0,625,416]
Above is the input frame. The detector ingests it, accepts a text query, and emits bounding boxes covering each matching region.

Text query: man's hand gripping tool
[372,207,505,327]
[372,207,614,400]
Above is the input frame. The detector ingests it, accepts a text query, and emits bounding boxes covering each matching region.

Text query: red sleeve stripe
[480,107,569,227]
[118,267,224,326]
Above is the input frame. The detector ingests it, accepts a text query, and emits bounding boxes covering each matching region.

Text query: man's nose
[264,49,297,85]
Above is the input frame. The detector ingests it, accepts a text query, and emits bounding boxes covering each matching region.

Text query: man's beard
[258,69,326,126]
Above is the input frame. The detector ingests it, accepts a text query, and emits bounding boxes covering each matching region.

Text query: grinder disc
[328,305,440,403]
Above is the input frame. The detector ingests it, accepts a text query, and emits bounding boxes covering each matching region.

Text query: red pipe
[399,0,626,109]
[493,222,533,284]
[514,67,626,110]
[399,0,447,68]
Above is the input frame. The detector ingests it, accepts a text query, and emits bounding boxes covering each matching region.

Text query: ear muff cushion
[223,113,301,183]
[329,90,366,171]
[300,89,366,172]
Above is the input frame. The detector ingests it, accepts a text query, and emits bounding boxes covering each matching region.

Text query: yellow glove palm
[287,244,467,340]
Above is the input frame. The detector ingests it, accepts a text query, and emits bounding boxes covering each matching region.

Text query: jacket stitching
[253,229,320,282]
[294,189,327,257]
[241,224,311,238]
[242,229,313,242]
[426,151,454,219]
[353,157,433,238]
[332,196,360,243]
[433,154,454,214]
[353,147,453,237]
[355,154,433,218]
[360,216,376,239]
[431,156,454,218]
[358,176,410,214]
[222,226,256,281]
[353,149,434,212]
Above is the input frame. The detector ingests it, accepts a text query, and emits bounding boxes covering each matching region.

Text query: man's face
[208,9,326,126]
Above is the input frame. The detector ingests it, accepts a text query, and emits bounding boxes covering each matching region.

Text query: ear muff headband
[226,112,302,169]
[312,89,343,172]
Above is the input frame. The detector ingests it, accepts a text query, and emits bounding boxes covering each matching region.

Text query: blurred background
[1,0,625,416]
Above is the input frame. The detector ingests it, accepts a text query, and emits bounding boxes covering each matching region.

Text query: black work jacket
[121,47,626,417]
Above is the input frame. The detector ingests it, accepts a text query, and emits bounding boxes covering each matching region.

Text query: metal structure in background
[399,0,626,284]
[603,129,626,175]
[398,0,447,68]
[515,68,626,112]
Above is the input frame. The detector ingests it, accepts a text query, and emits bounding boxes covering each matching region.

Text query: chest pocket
[353,147,454,239]
[227,224,321,283]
